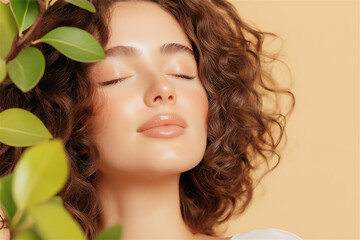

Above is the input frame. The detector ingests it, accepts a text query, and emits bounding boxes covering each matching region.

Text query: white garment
[230,229,302,240]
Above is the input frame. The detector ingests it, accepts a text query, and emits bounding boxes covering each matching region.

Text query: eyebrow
[104,43,195,59]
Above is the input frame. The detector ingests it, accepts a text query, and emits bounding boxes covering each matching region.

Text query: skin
[88,1,231,240]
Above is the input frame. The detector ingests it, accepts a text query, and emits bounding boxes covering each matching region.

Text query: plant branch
[4,1,46,62]
[16,12,44,48]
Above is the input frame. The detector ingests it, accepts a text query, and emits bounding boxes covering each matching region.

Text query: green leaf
[65,0,95,13]
[0,174,30,229]
[7,47,45,92]
[46,196,63,206]
[12,139,69,212]
[9,0,38,33]
[0,174,16,222]
[0,108,52,147]
[29,203,86,240]
[96,225,123,240]
[13,229,41,240]
[0,2,17,58]
[37,26,105,62]
[0,58,6,83]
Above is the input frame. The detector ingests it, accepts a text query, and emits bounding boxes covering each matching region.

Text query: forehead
[106,1,192,50]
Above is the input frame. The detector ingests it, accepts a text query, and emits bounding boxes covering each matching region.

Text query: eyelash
[101,74,195,86]
[175,74,195,80]
[101,78,127,86]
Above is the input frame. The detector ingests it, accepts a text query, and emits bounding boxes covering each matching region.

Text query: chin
[139,154,203,175]
[97,135,208,176]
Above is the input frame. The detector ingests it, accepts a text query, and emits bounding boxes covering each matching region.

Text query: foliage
[0,0,122,239]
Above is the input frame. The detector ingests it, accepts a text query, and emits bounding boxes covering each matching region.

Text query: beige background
[221,1,360,240]
[0,0,359,240]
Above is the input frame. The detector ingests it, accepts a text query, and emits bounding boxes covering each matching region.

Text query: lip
[137,113,187,138]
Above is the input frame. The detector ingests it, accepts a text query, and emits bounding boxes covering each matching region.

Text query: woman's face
[88,1,209,177]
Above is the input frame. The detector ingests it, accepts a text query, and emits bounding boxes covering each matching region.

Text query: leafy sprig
[0,1,122,239]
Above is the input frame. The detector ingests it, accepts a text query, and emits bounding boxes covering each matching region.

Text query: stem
[15,11,44,48]
[31,39,42,45]
[14,215,33,235]
[50,0,58,7]
[4,36,18,62]
[4,3,45,62]
[11,208,24,229]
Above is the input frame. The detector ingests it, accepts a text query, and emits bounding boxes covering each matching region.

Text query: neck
[96,171,196,240]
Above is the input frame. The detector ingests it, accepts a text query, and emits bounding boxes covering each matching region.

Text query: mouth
[137,113,187,138]
[139,125,185,138]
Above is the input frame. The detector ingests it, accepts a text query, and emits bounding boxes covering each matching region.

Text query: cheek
[183,84,209,166]
[183,83,209,125]
[89,90,137,143]
[177,82,209,157]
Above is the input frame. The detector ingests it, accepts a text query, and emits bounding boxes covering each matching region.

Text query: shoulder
[230,229,302,240]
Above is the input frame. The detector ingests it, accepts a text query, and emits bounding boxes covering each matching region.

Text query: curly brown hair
[0,0,294,239]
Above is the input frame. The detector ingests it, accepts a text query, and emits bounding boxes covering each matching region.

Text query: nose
[144,74,177,107]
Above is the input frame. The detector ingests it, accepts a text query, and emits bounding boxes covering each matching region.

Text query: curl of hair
[0,0,294,239]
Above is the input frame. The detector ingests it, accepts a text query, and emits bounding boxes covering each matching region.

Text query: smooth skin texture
[88,1,230,240]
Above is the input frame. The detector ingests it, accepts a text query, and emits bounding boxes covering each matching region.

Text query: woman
[0,0,300,239]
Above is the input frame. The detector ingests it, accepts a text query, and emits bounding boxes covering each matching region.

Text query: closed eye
[172,74,196,80]
[100,76,131,86]
[100,74,195,87]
